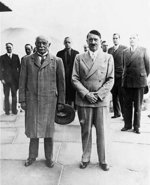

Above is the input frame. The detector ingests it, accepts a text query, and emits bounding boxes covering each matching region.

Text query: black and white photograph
[0,0,150,185]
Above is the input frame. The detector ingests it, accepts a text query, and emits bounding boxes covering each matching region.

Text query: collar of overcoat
[5,53,14,60]
[113,45,122,56]
[32,52,53,69]
[82,50,105,80]
[125,46,141,66]
[64,48,74,63]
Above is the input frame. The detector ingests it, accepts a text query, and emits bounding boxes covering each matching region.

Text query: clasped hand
[86,92,99,104]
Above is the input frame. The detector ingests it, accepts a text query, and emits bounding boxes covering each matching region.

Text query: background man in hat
[121,34,150,134]
[19,35,65,167]
[108,33,127,118]
[0,43,21,115]
[72,30,114,171]
[57,37,79,108]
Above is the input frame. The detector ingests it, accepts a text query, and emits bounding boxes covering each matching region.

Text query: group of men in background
[0,30,149,171]
[0,43,33,115]
[102,33,150,134]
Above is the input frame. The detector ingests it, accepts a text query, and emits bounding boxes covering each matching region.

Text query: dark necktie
[66,50,71,65]
[8,54,12,60]
[37,53,47,65]
[41,56,45,65]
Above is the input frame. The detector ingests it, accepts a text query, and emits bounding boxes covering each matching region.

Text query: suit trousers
[28,138,53,160]
[111,78,124,117]
[123,87,144,129]
[77,106,108,164]
[3,83,17,114]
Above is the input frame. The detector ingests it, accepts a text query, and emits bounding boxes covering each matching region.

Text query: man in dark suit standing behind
[108,33,127,118]
[57,37,79,107]
[121,34,150,134]
[0,43,21,115]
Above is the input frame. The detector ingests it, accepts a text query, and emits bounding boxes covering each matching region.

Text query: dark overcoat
[19,53,65,138]
[0,53,21,89]
[57,49,79,102]
[108,45,127,79]
[122,47,150,88]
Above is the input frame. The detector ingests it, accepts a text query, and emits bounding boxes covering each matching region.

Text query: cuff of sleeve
[97,94,102,101]
[82,91,90,98]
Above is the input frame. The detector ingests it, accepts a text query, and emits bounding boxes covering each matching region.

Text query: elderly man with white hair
[19,35,65,167]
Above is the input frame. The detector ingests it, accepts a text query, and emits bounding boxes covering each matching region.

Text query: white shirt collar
[130,46,138,52]
[7,53,12,58]
[113,44,119,51]
[88,49,99,60]
[37,51,48,57]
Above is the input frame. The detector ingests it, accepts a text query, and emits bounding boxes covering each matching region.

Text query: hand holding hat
[55,104,75,125]
[57,103,64,111]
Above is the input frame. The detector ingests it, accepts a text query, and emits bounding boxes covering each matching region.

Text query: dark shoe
[5,112,10,115]
[46,160,54,168]
[100,163,109,171]
[121,127,131,131]
[133,129,140,134]
[24,158,36,167]
[79,161,90,169]
[12,110,18,115]
[20,109,23,112]
[111,115,121,118]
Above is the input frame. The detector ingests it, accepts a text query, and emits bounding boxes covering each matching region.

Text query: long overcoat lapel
[5,54,11,63]
[41,54,52,69]
[32,53,52,69]
[113,46,120,57]
[32,53,41,68]
[125,47,140,67]
[130,47,141,61]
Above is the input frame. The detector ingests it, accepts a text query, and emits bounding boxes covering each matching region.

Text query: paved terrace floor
[0,109,150,185]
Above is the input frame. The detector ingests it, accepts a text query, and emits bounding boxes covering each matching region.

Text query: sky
[0,0,150,56]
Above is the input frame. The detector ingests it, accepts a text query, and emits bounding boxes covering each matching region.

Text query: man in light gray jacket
[72,30,114,171]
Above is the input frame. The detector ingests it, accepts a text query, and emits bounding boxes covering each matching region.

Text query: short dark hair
[113,33,120,38]
[6,43,13,47]
[64,37,71,43]
[87,30,101,39]
[102,40,107,44]
[25,44,33,50]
